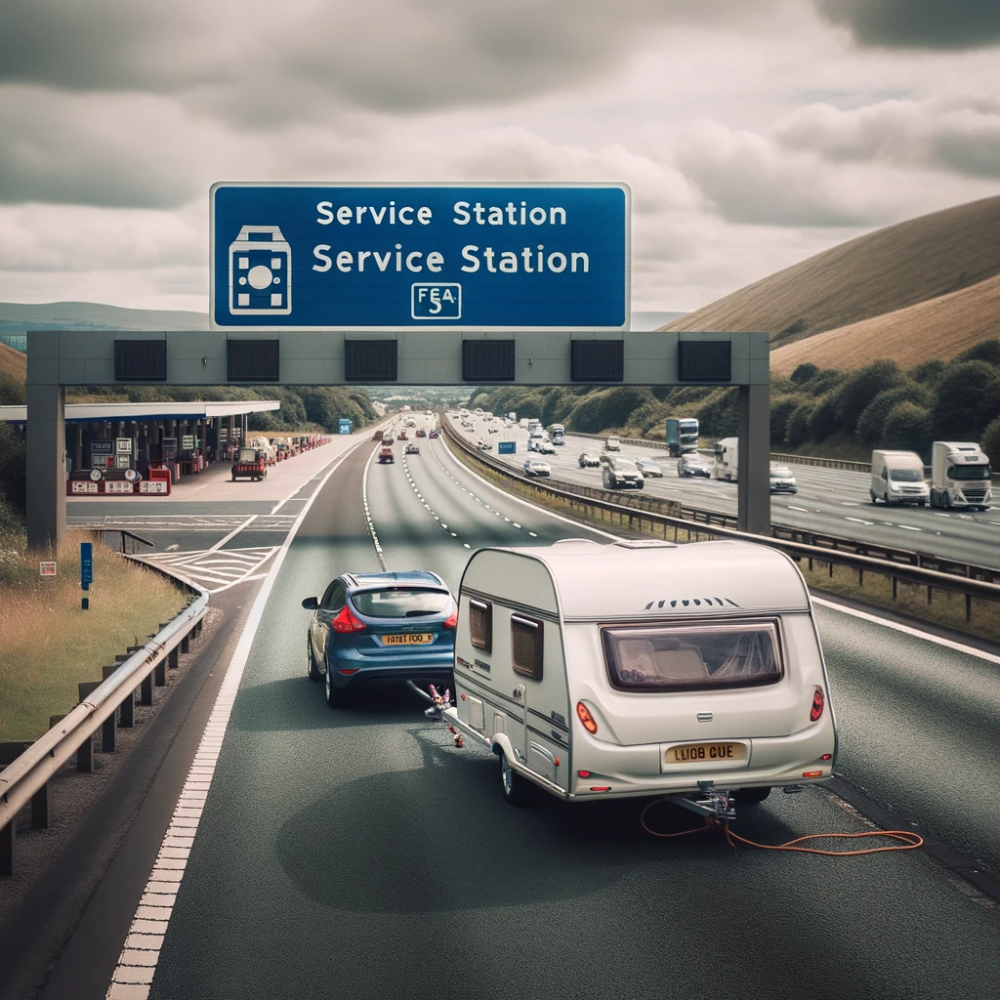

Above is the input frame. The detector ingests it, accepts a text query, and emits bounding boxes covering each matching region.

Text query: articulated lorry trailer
[666,417,699,456]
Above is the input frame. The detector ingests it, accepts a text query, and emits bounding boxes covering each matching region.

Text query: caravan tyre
[732,786,771,806]
[499,754,531,806]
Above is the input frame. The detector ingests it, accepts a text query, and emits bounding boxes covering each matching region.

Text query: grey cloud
[676,125,884,227]
[0,91,199,208]
[775,99,1000,179]
[0,0,774,120]
[814,0,1000,50]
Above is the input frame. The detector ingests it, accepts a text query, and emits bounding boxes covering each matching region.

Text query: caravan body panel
[453,539,836,802]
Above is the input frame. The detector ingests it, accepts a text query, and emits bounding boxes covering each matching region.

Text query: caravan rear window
[602,621,782,692]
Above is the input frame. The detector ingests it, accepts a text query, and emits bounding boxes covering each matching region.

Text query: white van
[870,450,929,505]
[447,538,837,811]
[713,437,738,481]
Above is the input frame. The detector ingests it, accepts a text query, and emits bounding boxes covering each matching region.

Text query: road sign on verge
[211,183,629,331]
[498,441,517,454]
[40,561,57,576]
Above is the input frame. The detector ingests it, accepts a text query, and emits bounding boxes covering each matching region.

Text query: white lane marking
[106,447,356,1000]
[840,502,860,507]
[788,506,809,512]
[812,597,1000,666]
[845,517,874,525]
[898,525,923,531]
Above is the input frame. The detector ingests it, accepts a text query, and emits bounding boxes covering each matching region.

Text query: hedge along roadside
[0,569,208,875]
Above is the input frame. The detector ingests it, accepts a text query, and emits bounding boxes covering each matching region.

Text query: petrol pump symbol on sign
[229,225,292,315]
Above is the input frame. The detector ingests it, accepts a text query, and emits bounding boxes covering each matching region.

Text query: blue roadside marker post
[81,541,93,610]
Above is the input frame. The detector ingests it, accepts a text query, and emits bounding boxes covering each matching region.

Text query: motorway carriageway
[15,416,1000,1000]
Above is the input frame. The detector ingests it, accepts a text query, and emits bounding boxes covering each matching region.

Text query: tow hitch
[407,681,464,746]
[668,781,737,823]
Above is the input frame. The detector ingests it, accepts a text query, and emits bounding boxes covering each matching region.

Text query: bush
[785,401,815,448]
[696,387,738,438]
[955,339,1000,366]
[856,383,931,448]
[882,402,933,453]
[982,414,1000,464]
[807,394,841,441]
[790,363,819,385]
[770,396,798,446]
[932,361,1000,439]
[836,360,904,435]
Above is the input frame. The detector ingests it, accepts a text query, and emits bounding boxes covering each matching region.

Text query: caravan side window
[469,598,492,652]
[511,614,543,680]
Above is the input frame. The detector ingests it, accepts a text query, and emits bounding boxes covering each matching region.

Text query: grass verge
[450,442,1000,645]
[0,527,190,742]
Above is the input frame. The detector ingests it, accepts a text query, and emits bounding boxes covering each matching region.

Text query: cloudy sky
[0,0,998,318]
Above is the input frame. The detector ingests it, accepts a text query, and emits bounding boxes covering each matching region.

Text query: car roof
[343,570,448,590]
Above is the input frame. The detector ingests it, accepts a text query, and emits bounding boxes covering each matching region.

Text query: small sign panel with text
[211,183,629,331]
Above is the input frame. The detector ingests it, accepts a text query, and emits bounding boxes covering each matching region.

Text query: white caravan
[869,450,929,506]
[930,441,992,509]
[713,437,738,481]
[447,538,837,811]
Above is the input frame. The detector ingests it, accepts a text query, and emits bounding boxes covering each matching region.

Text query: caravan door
[511,612,567,791]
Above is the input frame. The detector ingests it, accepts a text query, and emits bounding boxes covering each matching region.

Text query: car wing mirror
[302,596,319,610]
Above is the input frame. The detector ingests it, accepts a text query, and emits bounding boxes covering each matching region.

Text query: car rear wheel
[307,636,321,682]
[325,664,349,708]
[499,753,531,806]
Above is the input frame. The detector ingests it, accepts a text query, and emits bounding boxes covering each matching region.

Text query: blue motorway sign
[80,541,93,586]
[498,441,517,454]
[210,183,629,330]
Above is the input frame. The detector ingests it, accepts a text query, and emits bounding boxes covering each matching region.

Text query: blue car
[302,570,456,707]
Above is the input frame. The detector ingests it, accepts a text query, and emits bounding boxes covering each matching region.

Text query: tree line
[470,339,1000,462]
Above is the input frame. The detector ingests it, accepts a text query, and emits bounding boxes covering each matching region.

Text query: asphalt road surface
[457,414,1000,571]
[7,418,998,1000]
[27,419,995,1000]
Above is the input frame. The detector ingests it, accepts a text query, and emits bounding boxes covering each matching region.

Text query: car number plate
[664,742,746,765]
[382,633,432,645]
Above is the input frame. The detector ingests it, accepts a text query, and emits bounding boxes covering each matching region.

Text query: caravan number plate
[665,742,746,765]
[382,633,432,645]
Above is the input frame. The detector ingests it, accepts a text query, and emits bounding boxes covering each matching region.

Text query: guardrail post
[180,632,190,655]
[155,659,166,686]
[77,732,94,772]
[1,819,14,877]
[169,647,179,669]
[140,672,153,706]
[120,688,135,728]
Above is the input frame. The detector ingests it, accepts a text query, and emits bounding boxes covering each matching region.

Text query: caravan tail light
[332,607,368,633]
[809,687,825,722]
[576,702,598,735]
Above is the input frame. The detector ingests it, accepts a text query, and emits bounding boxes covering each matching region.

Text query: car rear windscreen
[351,588,452,618]
[602,621,782,691]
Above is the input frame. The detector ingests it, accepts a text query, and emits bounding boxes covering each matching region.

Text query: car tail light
[443,609,458,630]
[332,606,367,633]
[809,687,825,722]
[576,702,598,735]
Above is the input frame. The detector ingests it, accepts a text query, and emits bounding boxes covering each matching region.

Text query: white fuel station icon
[229,225,292,315]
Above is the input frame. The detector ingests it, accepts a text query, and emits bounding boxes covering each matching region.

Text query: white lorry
[869,450,929,506]
[929,441,992,510]
[713,437,738,481]
[444,538,837,814]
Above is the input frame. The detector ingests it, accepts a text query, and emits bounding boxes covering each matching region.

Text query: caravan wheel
[499,753,531,806]
[732,786,771,806]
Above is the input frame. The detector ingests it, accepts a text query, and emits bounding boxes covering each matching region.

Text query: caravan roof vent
[613,539,678,550]
[643,596,742,610]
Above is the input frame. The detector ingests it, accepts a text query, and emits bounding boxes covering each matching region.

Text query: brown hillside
[0,342,27,383]
[771,272,1000,375]
[661,195,1000,349]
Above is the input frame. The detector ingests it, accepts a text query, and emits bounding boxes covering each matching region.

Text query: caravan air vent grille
[644,597,741,610]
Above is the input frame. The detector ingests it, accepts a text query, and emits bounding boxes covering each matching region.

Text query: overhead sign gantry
[26,182,770,549]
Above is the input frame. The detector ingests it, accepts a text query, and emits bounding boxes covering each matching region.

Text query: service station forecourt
[211,183,630,330]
